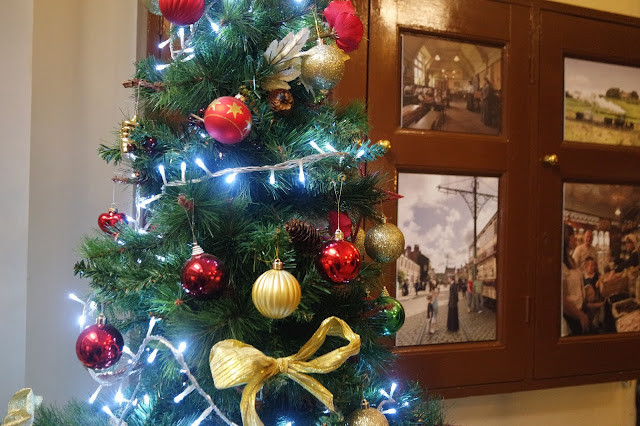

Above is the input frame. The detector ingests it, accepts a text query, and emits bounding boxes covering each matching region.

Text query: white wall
[446,381,636,425]
[22,0,137,404]
[0,0,34,408]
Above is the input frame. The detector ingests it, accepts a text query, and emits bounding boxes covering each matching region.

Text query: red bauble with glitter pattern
[75,317,124,370]
[181,245,228,299]
[98,209,127,235]
[316,230,361,283]
[204,96,252,144]
[158,0,205,26]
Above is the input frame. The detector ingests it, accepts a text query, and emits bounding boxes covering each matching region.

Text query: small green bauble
[346,400,389,426]
[378,287,405,336]
[364,218,405,263]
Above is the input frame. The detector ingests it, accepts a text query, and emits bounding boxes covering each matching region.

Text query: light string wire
[181,151,349,186]
[136,151,350,210]
[90,332,237,426]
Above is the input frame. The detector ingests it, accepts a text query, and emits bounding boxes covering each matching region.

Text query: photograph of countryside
[565,58,640,146]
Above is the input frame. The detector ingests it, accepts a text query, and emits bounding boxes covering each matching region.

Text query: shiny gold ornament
[364,217,405,263]
[377,139,391,152]
[300,44,347,91]
[353,228,366,259]
[346,399,389,426]
[3,388,42,426]
[143,0,162,15]
[209,316,361,426]
[252,259,301,319]
[120,115,139,154]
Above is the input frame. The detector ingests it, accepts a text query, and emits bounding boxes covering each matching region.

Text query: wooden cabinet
[362,0,640,396]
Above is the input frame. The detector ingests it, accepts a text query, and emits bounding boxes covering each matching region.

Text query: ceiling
[402,34,502,80]
[564,182,640,221]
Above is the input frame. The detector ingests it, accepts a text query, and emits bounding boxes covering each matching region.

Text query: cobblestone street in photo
[396,286,496,346]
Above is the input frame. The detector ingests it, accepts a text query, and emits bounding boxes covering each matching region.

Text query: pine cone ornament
[269,89,294,112]
[285,218,323,255]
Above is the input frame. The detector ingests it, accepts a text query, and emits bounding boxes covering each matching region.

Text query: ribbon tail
[240,375,271,426]
[287,371,335,412]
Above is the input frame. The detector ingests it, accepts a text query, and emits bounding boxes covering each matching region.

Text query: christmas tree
[22,0,444,424]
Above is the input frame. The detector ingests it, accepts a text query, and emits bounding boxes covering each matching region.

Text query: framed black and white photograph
[401,33,503,134]
[564,58,640,146]
[395,173,499,346]
[562,182,640,337]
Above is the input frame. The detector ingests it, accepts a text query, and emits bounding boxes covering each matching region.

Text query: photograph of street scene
[564,58,640,146]
[401,34,502,135]
[562,182,640,337]
[395,173,498,346]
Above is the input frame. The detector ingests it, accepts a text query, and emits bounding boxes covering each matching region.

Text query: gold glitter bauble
[346,407,389,426]
[364,219,405,263]
[353,228,366,259]
[143,0,162,15]
[252,259,301,319]
[300,45,345,90]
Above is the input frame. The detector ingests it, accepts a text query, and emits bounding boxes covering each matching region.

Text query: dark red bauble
[316,237,361,283]
[181,249,228,299]
[204,97,252,144]
[98,209,127,235]
[158,0,205,26]
[75,321,124,369]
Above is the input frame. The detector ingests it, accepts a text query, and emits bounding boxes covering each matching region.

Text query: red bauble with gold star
[158,0,205,26]
[204,96,252,144]
[181,244,228,299]
[97,208,127,235]
[75,315,124,370]
[316,229,361,284]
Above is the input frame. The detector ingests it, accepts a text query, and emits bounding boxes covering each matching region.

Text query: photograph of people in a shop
[561,182,640,336]
[401,34,502,135]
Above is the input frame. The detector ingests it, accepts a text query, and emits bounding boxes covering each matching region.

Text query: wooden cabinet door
[368,0,533,392]
[535,5,640,381]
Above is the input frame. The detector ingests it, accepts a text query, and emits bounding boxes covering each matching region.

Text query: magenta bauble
[181,247,228,299]
[204,97,252,144]
[158,0,205,26]
[76,320,124,370]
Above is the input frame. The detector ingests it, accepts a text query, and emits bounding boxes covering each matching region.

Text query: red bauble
[75,317,124,370]
[316,230,361,283]
[204,97,252,144]
[158,0,205,26]
[181,245,228,299]
[98,208,127,235]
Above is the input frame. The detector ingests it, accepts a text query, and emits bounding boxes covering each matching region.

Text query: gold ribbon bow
[3,389,42,426]
[209,316,361,426]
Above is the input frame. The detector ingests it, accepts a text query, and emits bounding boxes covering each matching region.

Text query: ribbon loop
[210,316,360,426]
[3,389,42,426]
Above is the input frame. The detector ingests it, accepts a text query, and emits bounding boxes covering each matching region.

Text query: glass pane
[396,173,499,346]
[564,58,640,146]
[400,33,503,135]
[562,182,640,337]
